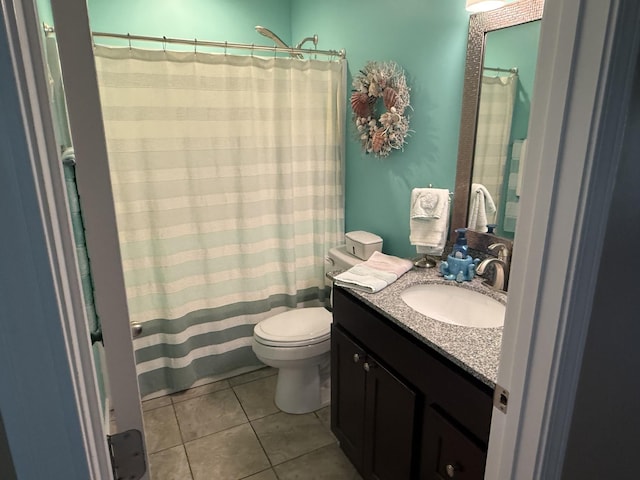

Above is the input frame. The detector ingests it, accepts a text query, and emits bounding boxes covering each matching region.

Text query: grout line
[170,380,232,405]
[237,467,278,480]
[231,385,276,468]
[181,443,196,480]
[228,367,278,387]
[171,401,189,449]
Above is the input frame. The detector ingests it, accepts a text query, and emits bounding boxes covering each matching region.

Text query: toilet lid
[254,307,332,347]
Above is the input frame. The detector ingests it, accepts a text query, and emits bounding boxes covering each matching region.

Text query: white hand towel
[410,188,448,219]
[468,183,497,232]
[409,188,450,256]
[334,251,413,293]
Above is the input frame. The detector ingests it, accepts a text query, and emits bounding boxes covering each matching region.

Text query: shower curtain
[472,74,517,219]
[93,46,346,398]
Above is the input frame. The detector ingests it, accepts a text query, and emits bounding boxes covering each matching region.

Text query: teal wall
[292,0,469,257]
[87,0,292,50]
[85,0,470,258]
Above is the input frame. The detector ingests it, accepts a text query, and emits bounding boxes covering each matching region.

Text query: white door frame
[3,0,149,477]
[486,0,640,478]
[47,0,148,449]
[0,0,112,477]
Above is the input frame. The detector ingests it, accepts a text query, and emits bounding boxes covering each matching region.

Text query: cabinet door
[421,407,487,480]
[331,325,367,473]
[364,356,417,480]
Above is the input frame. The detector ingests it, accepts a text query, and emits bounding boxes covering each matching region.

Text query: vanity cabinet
[332,326,416,479]
[331,287,493,480]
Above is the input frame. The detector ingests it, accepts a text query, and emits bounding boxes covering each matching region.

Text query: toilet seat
[253,307,332,347]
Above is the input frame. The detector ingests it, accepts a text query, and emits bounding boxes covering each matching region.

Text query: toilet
[251,245,362,414]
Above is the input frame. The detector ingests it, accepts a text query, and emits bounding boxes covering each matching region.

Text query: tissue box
[345,231,383,260]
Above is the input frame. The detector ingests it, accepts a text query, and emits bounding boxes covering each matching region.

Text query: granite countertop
[342,266,505,389]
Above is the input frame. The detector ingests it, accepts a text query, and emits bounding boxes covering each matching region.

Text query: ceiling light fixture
[465,0,506,13]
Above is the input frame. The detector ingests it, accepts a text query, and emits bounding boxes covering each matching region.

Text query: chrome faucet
[475,243,511,291]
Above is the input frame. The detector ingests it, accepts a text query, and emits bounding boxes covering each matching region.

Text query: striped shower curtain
[472,74,517,218]
[94,46,345,398]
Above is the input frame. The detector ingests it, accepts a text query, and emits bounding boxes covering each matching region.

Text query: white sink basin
[400,284,505,328]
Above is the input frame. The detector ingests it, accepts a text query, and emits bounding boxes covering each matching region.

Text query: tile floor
[142,367,362,480]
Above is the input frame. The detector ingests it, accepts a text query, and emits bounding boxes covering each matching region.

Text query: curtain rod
[484,66,518,74]
[43,23,346,59]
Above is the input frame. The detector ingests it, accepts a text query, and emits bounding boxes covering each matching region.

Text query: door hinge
[108,429,146,480]
[493,384,509,414]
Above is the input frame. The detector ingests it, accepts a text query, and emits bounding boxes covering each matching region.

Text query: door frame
[485,0,640,478]
[1,0,112,477]
[47,0,148,446]
[3,0,149,477]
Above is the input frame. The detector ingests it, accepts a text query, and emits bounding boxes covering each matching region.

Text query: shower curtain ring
[251,43,255,56]
[194,38,197,54]
[162,36,167,52]
[224,41,228,55]
[127,33,131,50]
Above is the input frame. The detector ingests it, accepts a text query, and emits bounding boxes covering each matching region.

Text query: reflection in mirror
[470,21,541,239]
[451,0,544,256]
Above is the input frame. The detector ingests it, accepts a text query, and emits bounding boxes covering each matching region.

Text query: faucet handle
[488,243,510,263]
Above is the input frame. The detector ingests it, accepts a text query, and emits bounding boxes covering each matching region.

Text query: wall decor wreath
[351,61,411,157]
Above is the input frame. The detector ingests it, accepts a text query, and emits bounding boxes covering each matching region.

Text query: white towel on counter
[409,188,450,256]
[468,183,497,232]
[334,251,414,293]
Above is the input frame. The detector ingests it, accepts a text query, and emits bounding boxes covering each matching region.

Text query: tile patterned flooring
[143,367,361,480]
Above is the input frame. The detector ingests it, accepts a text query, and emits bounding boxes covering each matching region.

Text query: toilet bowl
[252,307,332,414]
[251,245,363,414]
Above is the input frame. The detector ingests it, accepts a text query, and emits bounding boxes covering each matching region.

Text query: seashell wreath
[351,61,411,158]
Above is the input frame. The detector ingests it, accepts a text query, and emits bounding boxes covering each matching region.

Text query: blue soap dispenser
[440,228,479,282]
[452,228,468,259]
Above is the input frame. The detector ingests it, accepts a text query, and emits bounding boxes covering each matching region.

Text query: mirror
[451,0,544,253]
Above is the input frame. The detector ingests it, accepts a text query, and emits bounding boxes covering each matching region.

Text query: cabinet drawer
[333,287,493,445]
[421,407,487,480]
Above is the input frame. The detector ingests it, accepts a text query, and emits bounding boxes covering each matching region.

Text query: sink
[400,284,505,328]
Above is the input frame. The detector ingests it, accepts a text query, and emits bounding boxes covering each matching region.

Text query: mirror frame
[451,0,544,253]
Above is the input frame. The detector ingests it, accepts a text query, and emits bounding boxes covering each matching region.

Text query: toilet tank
[327,245,363,271]
[325,245,363,308]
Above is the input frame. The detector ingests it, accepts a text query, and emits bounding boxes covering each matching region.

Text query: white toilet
[251,245,362,414]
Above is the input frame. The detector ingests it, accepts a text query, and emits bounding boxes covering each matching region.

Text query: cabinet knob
[445,463,460,478]
[363,362,370,372]
[353,353,360,363]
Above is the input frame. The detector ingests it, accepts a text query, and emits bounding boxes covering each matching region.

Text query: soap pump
[452,228,468,259]
[439,228,479,282]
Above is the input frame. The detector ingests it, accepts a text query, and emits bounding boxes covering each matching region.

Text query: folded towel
[410,188,448,219]
[334,251,413,293]
[409,188,450,256]
[468,183,497,232]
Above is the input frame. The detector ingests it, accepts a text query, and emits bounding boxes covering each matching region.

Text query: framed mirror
[451,0,544,254]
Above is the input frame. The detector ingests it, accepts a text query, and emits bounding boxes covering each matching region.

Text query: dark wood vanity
[331,286,493,479]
